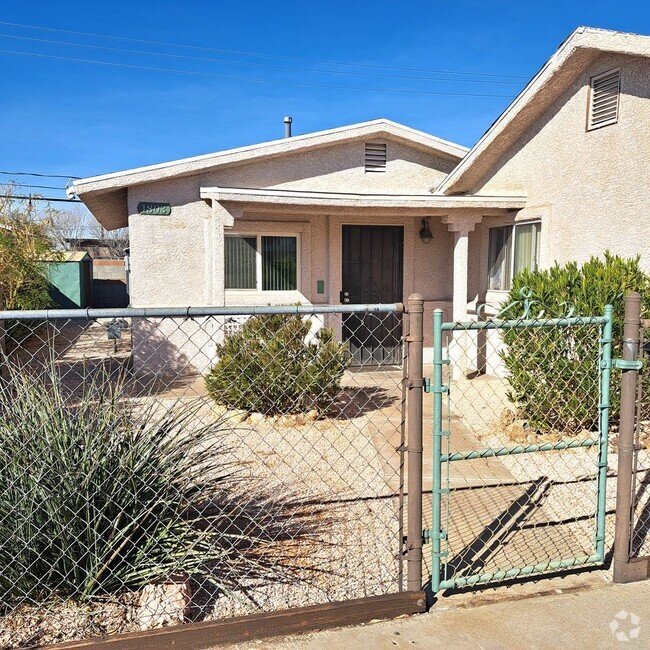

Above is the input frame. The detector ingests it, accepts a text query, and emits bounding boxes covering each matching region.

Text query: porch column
[207,201,241,306]
[442,214,482,379]
[442,214,482,322]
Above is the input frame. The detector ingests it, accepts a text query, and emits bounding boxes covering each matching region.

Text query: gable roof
[70,119,468,229]
[436,27,650,195]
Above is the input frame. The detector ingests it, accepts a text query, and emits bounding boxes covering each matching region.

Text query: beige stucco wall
[470,51,650,274]
[127,137,458,309]
[126,137,462,372]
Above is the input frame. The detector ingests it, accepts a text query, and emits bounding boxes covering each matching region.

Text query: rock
[306,409,319,421]
[504,419,528,442]
[136,574,192,631]
[225,409,248,423]
[247,412,265,425]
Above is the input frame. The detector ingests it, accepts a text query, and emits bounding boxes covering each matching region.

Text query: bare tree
[49,203,129,258]
[88,220,129,258]
[48,204,90,250]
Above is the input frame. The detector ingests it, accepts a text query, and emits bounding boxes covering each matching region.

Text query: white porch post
[442,214,482,322]
[202,200,242,369]
[442,214,482,378]
[207,201,241,306]
[452,229,470,322]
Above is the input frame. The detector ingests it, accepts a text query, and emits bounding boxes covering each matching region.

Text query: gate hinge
[603,359,643,371]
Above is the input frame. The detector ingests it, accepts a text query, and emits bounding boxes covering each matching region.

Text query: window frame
[224,232,300,292]
[487,220,541,292]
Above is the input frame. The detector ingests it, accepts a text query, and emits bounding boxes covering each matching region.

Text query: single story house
[70,26,650,370]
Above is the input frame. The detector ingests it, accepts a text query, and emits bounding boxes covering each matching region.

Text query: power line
[0,48,518,98]
[0,20,531,80]
[0,170,80,179]
[0,194,80,203]
[0,32,525,86]
[12,183,68,191]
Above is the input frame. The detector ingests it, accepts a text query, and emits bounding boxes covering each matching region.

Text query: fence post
[613,291,648,582]
[0,290,5,383]
[406,294,424,592]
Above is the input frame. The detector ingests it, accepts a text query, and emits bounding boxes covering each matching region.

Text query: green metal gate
[429,295,613,591]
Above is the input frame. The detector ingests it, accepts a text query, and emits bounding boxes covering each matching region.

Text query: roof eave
[436,26,650,195]
[72,119,468,198]
[200,186,526,210]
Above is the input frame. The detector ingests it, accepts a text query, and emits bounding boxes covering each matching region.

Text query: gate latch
[423,378,449,394]
[422,529,446,544]
[608,359,643,371]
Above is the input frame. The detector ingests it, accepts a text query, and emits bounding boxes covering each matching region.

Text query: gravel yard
[446,373,650,567]
[0,383,402,648]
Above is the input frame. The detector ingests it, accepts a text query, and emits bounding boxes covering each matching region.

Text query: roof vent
[587,69,620,131]
[365,142,387,172]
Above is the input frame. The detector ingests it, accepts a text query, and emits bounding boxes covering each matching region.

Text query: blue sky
[1,1,649,197]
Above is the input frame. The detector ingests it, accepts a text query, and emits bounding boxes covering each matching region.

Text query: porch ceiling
[200,186,527,214]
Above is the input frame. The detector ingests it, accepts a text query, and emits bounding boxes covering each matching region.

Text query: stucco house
[70,26,650,370]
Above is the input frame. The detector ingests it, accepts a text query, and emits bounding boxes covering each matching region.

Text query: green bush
[500,252,650,435]
[0,365,280,604]
[205,314,350,415]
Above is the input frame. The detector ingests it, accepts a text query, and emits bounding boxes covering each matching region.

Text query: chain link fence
[630,327,650,559]
[0,304,406,647]
[430,308,613,590]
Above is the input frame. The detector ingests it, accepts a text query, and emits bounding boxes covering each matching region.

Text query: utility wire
[0,170,80,179]
[0,20,531,80]
[0,48,517,98]
[11,183,68,191]
[0,32,525,86]
[0,194,80,203]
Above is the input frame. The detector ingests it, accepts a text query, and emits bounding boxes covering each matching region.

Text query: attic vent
[587,69,620,130]
[365,142,387,172]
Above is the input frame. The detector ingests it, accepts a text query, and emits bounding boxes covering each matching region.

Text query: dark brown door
[341,225,404,364]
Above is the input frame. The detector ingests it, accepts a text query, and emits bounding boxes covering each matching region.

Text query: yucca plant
[0,363,304,607]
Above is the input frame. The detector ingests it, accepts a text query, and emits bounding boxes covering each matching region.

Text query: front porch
[200,187,527,359]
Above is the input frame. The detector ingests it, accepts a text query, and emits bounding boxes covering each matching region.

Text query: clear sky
[1,1,649,198]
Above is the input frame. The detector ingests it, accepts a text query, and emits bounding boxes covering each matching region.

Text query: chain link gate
[427,295,614,591]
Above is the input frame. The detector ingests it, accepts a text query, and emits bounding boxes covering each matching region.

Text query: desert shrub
[500,252,650,435]
[205,314,350,415]
[0,365,285,605]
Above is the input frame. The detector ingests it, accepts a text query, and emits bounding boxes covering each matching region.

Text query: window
[365,142,387,172]
[225,234,298,291]
[587,69,620,131]
[488,221,541,291]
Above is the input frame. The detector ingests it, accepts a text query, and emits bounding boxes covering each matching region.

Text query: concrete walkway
[236,577,650,649]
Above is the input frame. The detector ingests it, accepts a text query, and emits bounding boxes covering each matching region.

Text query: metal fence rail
[0,302,407,647]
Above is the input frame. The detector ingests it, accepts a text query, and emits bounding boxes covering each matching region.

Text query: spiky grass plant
[0,364,306,608]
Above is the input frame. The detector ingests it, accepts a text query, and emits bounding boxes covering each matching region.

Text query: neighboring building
[45,251,93,309]
[63,238,129,308]
[90,259,128,308]
[70,26,650,370]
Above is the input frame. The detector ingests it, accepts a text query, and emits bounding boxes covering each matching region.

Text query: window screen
[225,235,257,289]
[262,236,297,291]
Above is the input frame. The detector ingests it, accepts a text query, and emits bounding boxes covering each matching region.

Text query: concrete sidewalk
[237,577,650,649]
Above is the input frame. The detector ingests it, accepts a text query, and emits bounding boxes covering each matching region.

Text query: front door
[341,225,404,364]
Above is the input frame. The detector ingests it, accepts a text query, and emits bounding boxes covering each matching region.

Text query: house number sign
[137,202,171,216]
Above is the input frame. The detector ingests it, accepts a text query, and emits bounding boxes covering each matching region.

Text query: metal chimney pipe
[283,116,292,138]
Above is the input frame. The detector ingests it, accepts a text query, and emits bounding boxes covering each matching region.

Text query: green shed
[45,251,93,309]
